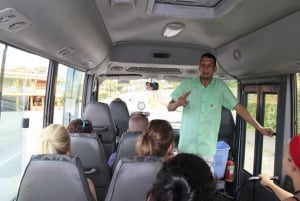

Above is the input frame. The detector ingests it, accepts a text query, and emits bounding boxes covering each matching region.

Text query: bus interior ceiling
[0,0,300,81]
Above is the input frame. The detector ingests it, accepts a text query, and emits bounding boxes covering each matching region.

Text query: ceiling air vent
[57,47,74,56]
[127,66,182,74]
[0,8,32,32]
[186,69,198,74]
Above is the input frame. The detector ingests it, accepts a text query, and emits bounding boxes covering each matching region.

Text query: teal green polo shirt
[171,77,238,156]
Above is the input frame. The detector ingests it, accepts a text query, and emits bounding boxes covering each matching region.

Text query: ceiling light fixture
[233,49,241,61]
[110,0,136,9]
[82,61,95,68]
[110,66,124,71]
[162,22,185,38]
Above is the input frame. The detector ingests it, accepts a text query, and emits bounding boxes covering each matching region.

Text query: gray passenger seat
[111,131,142,172]
[105,156,163,201]
[15,154,95,201]
[70,133,111,201]
[109,100,130,138]
[218,107,235,151]
[82,102,118,160]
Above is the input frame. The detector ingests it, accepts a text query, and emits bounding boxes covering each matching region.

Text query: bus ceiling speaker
[110,0,136,9]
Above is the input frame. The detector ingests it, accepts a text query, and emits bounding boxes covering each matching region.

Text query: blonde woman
[39,124,98,201]
[136,119,174,158]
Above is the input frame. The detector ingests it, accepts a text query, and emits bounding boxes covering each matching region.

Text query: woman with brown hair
[136,119,174,158]
[67,118,93,134]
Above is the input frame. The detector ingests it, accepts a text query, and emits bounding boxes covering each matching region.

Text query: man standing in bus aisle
[167,52,274,168]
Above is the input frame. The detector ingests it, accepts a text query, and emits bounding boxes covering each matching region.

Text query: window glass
[261,94,277,175]
[53,65,84,126]
[0,46,49,201]
[98,78,237,129]
[244,93,257,174]
[99,79,180,127]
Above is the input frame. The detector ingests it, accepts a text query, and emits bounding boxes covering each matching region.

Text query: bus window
[99,79,181,127]
[242,84,279,177]
[261,93,277,176]
[0,45,49,201]
[99,79,238,130]
[244,93,257,174]
[53,64,84,126]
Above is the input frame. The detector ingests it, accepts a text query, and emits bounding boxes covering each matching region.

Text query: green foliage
[246,102,277,130]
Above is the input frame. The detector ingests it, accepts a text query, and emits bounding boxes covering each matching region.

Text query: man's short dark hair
[200,52,216,67]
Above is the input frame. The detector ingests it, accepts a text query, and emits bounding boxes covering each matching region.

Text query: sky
[2,45,48,69]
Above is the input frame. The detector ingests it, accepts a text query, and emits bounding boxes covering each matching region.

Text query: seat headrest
[70,133,111,187]
[71,132,98,138]
[83,102,115,128]
[82,102,117,143]
[109,101,129,118]
[109,101,130,136]
[105,156,163,201]
[16,154,94,201]
[112,131,142,172]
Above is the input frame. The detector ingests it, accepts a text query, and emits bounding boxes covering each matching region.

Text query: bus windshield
[99,79,182,129]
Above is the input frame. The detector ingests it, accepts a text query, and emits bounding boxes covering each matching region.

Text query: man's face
[198,57,216,80]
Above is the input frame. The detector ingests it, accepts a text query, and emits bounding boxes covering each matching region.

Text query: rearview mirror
[146,82,159,90]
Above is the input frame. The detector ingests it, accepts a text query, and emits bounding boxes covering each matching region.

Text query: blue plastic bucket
[213,141,230,179]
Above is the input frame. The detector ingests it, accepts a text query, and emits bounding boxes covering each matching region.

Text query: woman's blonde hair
[136,119,174,157]
[39,124,70,154]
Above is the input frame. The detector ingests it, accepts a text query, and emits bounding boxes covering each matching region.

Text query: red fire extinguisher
[225,157,235,182]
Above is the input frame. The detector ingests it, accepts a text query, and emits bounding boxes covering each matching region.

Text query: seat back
[105,156,163,201]
[16,154,95,201]
[70,133,111,201]
[112,131,142,172]
[82,102,117,159]
[218,107,235,150]
[109,100,130,137]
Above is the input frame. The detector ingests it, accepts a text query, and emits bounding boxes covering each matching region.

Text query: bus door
[235,76,289,201]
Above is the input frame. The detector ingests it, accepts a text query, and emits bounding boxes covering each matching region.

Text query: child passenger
[260,135,300,201]
[108,113,149,168]
[67,118,93,133]
[39,124,98,201]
